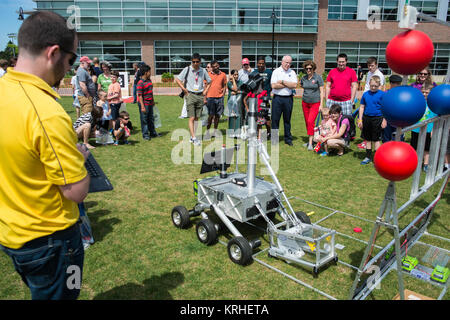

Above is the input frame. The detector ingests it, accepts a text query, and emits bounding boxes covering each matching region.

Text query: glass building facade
[36,0,319,33]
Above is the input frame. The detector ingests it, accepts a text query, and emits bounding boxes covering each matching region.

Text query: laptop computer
[84,153,114,193]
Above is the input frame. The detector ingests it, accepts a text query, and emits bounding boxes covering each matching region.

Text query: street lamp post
[7,33,17,58]
[271,8,277,71]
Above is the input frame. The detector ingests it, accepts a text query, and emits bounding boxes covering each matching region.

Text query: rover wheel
[171,206,190,229]
[334,255,339,264]
[227,237,253,266]
[295,211,311,224]
[196,219,218,245]
[313,267,319,276]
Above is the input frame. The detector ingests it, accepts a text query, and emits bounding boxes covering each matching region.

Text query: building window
[242,41,314,74]
[369,0,398,21]
[154,40,230,75]
[328,0,358,20]
[410,0,440,21]
[76,40,142,73]
[430,43,450,76]
[325,42,390,75]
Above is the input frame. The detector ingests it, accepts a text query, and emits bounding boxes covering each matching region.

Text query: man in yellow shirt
[0,11,90,300]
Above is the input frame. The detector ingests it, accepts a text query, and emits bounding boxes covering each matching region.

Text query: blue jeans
[271,95,293,143]
[0,223,84,300]
[133,84,137,103]
[141,104,157,139]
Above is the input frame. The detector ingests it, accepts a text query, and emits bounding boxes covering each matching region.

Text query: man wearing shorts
[76,56,96,114]
[325,53,358,116]
[176,53,211,146]
[204,60,227,138]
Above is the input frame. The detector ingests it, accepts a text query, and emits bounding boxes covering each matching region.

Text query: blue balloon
[427,84,450,115]
[381,86,426,127]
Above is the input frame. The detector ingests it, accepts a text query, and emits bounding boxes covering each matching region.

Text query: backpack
[338,114,356,143]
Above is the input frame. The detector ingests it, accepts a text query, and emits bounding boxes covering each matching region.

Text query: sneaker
[360,157,372,165]
[358,141,367,149]
[320,151,328,157]
[423,164,428,172]
[307,144,313,151]
[190,137,201,146]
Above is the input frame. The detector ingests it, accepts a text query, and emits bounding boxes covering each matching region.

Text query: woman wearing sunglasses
[411,66,437,91]
[300,60,324,150]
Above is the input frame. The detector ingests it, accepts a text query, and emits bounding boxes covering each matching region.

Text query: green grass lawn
[0,96,448,300]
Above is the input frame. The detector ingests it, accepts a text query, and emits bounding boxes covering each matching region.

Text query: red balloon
[374,142,418,181]
[386,30,434,75]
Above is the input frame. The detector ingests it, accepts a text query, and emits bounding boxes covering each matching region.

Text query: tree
[0,41,18,61]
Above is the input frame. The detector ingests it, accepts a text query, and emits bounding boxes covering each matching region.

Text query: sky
[0,0,36,51]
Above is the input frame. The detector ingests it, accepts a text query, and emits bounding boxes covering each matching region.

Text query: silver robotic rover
[171,75,337,274]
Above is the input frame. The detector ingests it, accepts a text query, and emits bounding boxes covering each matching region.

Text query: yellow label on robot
[306,241,316,252]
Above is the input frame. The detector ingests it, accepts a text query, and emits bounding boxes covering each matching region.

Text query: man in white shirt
[364,57,385,92]
[271,55,297,146]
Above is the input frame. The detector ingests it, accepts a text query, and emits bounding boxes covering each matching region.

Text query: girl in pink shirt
[107,71,123,128]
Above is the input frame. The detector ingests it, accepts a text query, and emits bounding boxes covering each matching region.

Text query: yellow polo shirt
[0,68,88,249]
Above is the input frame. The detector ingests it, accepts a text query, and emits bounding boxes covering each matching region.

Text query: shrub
[161,72,174,82]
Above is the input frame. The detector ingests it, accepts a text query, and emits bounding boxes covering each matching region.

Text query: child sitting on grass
[357,75,386,165]
[113,111,132,145]
[73,106,103,150]
[321,104,350,156]
[313,107,336,156]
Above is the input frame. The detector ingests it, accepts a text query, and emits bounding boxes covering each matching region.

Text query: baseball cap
[79,56,92,64]
[242,58,250,65]
[389,74,403,83]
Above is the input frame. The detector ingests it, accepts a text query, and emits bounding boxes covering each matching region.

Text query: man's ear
[46,45,61,63]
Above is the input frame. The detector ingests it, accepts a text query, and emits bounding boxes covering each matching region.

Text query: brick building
[34,0,450,80]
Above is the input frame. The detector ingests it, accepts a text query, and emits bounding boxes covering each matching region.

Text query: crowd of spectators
[71,51,448,170]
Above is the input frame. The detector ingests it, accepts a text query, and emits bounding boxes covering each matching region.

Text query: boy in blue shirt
[357,75,386,165]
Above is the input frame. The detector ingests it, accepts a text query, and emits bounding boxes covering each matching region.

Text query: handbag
[225,95,238,117]
[153,106,162,128]
[179,67,190,98]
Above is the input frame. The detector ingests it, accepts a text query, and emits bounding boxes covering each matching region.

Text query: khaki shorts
[186,93,204,118]
[78,95,93,114]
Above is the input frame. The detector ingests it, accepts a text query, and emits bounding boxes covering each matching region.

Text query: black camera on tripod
[240,72,263,94]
